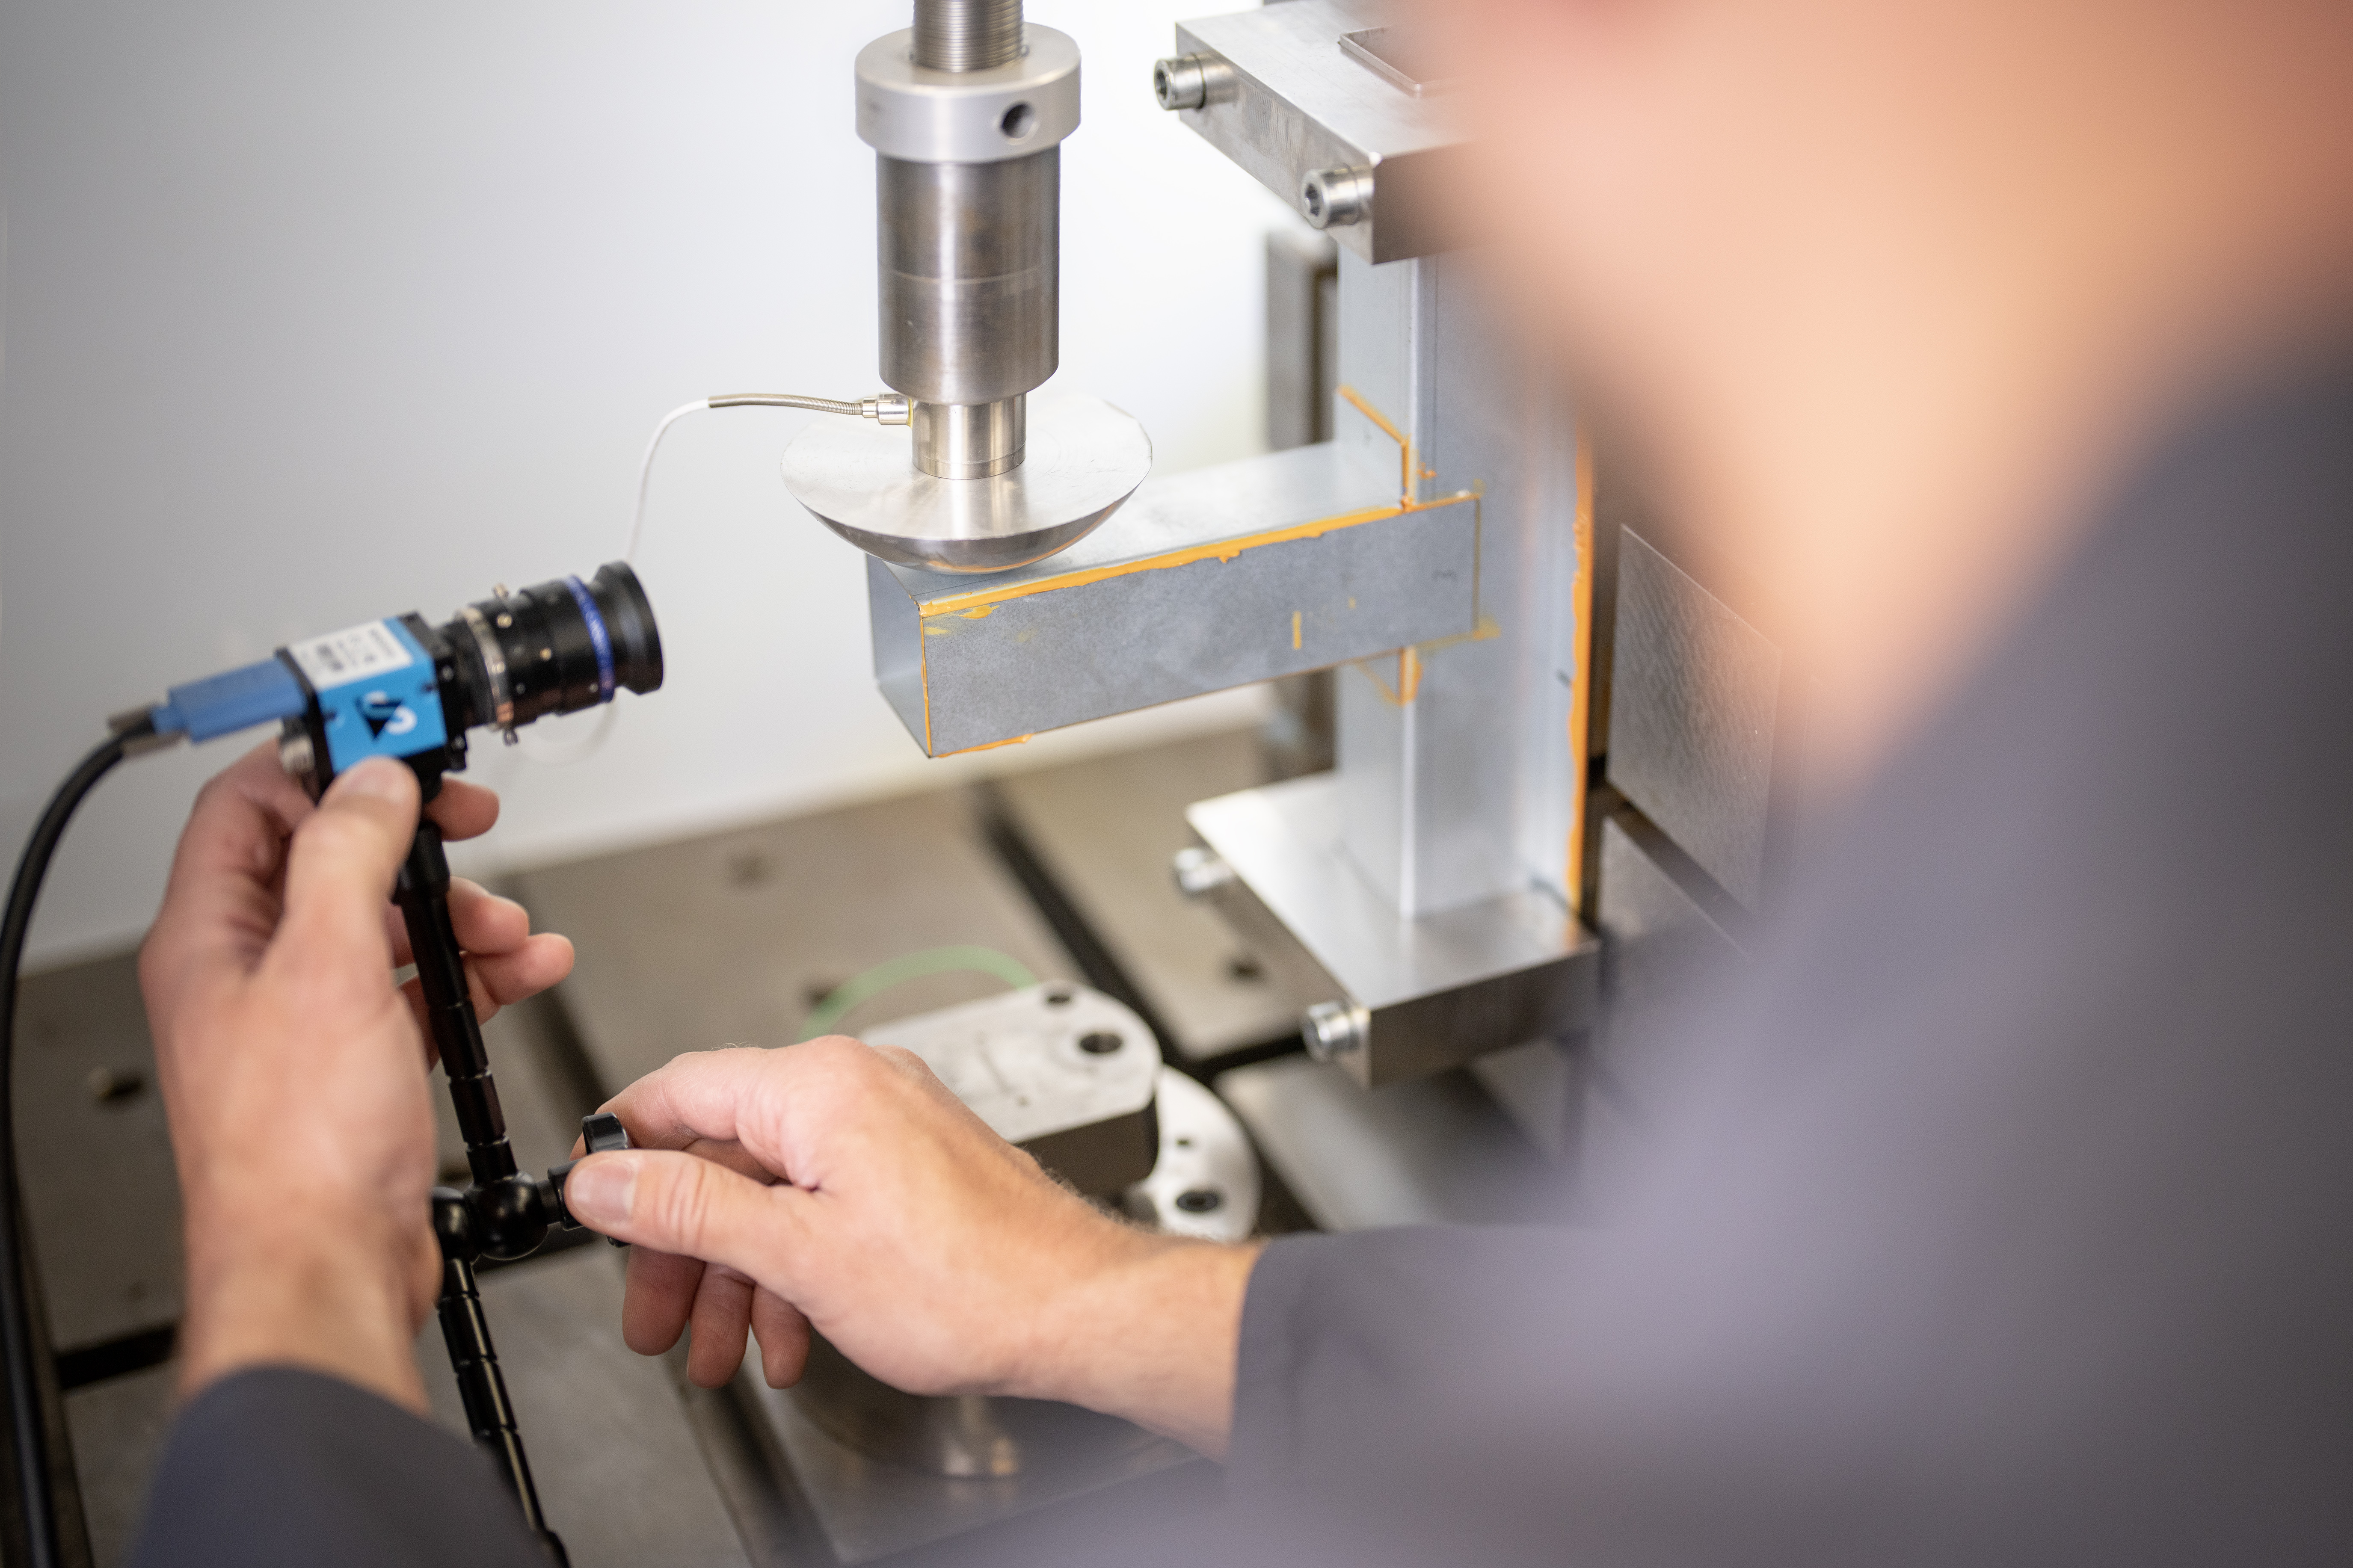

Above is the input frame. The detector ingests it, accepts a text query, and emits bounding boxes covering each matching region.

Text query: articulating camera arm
[391,814,630,1567]
[0,562,661,1565]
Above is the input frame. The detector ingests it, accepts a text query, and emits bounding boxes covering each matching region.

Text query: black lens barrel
[441,562,663,737]
[586,562,663,697]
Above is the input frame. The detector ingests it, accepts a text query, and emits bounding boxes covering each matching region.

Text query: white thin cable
[522,393,873,767]
[527,390,875,761]
[515,398,710,767]
[625,393,889,565]
[625,398,716,563]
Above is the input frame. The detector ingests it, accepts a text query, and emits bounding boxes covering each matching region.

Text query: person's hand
[562,1041,1262,1456]
[139,746,575,1409]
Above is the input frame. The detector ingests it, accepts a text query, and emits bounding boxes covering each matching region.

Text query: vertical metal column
[880,0,1058,480]
[1332,249,1585,920]
[877,150,1058,478]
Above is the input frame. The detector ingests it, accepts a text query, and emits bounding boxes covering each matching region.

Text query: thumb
[275,759,419,969]
[565,1150,809,1282]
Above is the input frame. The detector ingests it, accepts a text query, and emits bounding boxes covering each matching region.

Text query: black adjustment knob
[547,1112,633,1245]
[581,1111,630,1155]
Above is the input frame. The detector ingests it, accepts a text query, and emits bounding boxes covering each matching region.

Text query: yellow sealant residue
[937,732,1033,757]
[953,605,994,619]
[911,387,1476,623]
[920,633,934,756]
[1420,614,1502,657]
[916,500,1411,618]
[1336,386,1475,516]
[1347,619,1497,707]
[1339,385,1416,502]
[1292,611,1303,650]
[1351,649,1418,707]
[1564,434,1597,913]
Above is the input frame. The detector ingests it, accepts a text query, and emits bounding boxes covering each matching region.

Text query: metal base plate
[747,1065,1253,1562]
[750,1370,1194,1564]
[990,731,1321,1062]
[1214,1054,1556,1231]
[782,386,1152,574]
[1126,1067,1263,1241]
[862,983,1161,1195]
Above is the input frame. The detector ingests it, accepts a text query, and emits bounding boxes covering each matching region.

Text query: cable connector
[142,657,307,747]
[106,705,181,757]
[860,394,911,425]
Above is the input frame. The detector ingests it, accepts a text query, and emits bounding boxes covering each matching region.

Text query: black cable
[0,725,143,1568]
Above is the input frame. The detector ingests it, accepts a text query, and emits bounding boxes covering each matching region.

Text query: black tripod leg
[435,1198,568,1565]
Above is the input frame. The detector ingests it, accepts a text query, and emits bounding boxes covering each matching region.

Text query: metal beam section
[1171,2,1467,263]
[1331,249,1587,919]
[868,441,1480,757]
[1188,775,1597,1089]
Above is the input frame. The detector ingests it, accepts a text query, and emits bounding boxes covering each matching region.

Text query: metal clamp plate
[1170,1,1466,262]
[1186,775,1598,1087]
[864,982,1161,1193]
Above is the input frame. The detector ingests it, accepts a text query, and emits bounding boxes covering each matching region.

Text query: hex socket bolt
[1302,1000,1370,1061]
[1302,166,1375,230]
[1172,845,1236,899]
[1153,53,1211,110]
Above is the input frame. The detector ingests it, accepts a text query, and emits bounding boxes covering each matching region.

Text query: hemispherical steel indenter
[809,2,1141,572]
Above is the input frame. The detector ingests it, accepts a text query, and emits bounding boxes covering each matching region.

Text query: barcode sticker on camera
[287,620,414,689]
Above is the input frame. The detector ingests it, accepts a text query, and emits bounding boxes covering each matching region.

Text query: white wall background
[0,0,1298,967]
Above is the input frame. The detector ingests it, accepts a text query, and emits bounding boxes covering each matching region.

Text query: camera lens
[585,562,663,697]
[442,561,664,736]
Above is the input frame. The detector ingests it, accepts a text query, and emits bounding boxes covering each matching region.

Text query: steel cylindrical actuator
[910,395,1028,481]
[877,150,1058,411]
[859,2,1079,481]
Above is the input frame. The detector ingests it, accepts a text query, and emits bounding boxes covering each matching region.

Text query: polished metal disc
[780,386,1152,574]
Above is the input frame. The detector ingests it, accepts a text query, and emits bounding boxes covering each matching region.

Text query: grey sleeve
[1227,1226,1565,1494]
[127,1367,545,1568]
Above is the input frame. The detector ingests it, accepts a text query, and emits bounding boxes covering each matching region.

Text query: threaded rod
[913,0,1022,72]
